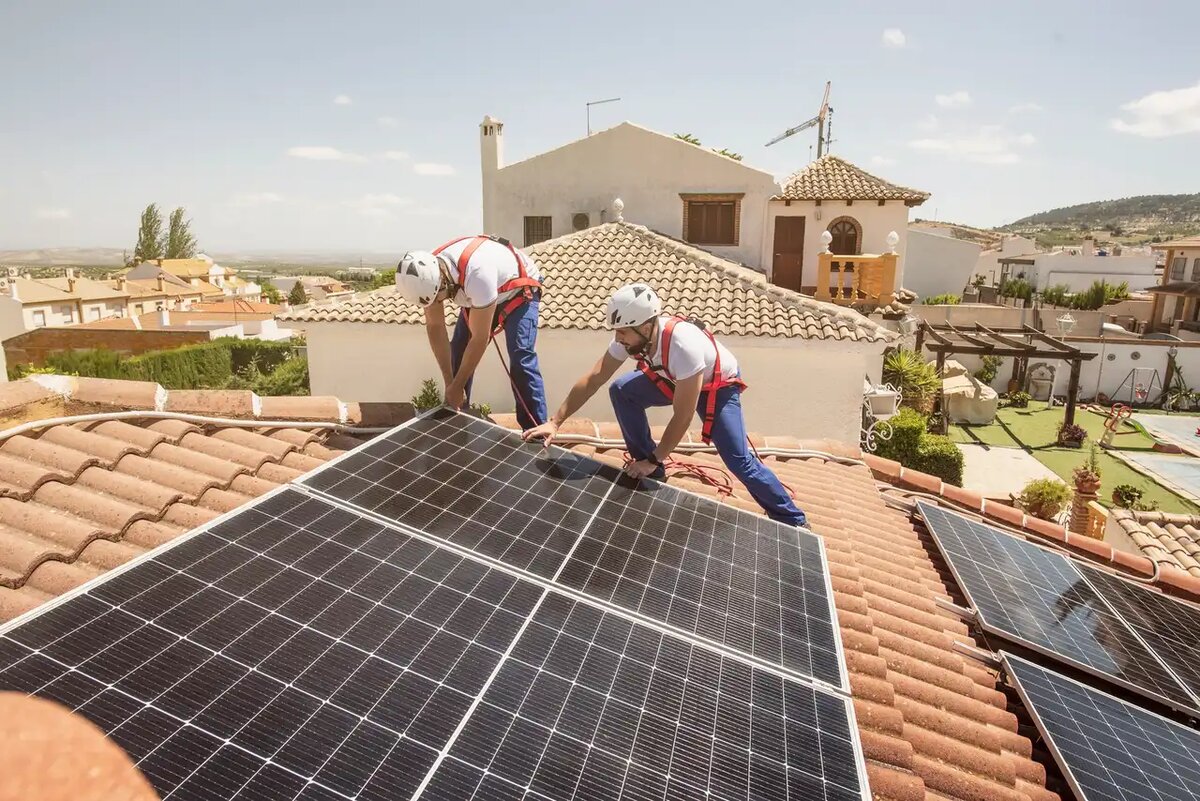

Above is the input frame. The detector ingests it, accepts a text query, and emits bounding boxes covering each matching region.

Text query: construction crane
[765,81,833,158]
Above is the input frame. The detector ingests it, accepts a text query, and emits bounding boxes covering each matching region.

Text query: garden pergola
[915,322,1098,433]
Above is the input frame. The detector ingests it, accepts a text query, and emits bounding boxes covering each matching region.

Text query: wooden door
[772,217,806,292]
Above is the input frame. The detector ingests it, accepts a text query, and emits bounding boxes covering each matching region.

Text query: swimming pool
[1133,413,1200,456]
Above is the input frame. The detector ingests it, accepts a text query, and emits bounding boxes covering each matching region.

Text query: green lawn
[950,402,1200,514]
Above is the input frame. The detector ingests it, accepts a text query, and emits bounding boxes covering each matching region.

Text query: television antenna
[586,97,621,136]
[765,81,833,158]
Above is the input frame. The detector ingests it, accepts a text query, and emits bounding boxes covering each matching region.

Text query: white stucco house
[974,234,1038,287]
[478,117,929,296]
[999,239,1157,293]
[902,227,984,301]
[282,222,896,443]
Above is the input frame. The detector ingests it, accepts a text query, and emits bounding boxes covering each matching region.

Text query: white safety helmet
[395,251,444,308]
[606,283,662,329]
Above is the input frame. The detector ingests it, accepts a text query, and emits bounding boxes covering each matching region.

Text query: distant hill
[910,220,1003,249]
[1001,193,1200,241]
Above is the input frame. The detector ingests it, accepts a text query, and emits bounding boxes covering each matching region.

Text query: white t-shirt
[438,238,541,308]
[607,316,739,384]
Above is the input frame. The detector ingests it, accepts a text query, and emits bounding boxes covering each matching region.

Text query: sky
[2,0,1199,254]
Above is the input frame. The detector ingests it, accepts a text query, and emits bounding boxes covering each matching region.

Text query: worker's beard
[623,327,652,357]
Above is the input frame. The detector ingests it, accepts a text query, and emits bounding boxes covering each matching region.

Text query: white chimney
[156,274,165,292]
[8,280,19,302]
[480,115,504,234]
[65,267,77,294]
[1082,238,1095,257]
[159,309,170,327]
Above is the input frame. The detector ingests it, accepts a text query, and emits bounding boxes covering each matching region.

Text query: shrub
[1018,478,1073,520]
[873,407,964,486]
[1057,421,1088,447]
[1041,284,1071,307]
[1111,483,1143,509]
[1072,444,1102,486]
[1069,280,1108,311]
[411,378,443,411]
[1007,391,1032,408]
[999,278,1033,300]
[253,356,309,396]
[1105,281,1130,303]
[883,349,940,412]
[922,293,961,306]
[974,355,1004,384]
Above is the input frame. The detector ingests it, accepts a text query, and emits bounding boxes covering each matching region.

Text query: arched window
[827,217,862,255]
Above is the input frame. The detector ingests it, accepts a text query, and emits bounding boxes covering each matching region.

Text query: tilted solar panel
[917,501,1198,713]
[1005,653,1200,801]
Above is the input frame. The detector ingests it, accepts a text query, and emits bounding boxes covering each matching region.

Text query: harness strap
[434,235,542,337]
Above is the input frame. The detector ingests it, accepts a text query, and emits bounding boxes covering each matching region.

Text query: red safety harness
[432,234,542,336]
[635,316,747,444]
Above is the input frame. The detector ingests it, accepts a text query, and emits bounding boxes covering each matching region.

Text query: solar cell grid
[917,501,1199,713]
[1005,653,1200,801]
[559,478,844,687]
[421,593,866,801]
[302,410,619,579]
[0,488,544,801]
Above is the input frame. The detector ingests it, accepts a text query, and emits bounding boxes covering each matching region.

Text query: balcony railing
[813,252,897,307]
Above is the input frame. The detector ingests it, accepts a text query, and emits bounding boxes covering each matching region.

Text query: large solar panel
[917,501,1199,713]
[301,410,619,579]
[1004,653,1200,801]
[0,487,545,800]
[420,593,866,801]
[559,478,845,689]
[1079,563,1200,704]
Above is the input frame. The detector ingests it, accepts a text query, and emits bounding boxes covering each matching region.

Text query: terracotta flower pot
[1075,478,1101,495]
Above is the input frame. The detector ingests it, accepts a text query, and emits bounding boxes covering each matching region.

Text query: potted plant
[883,348,940,414]
[1057,421,1088,448]
[1111,483,1144,509]
[1018,478,1073,521]
[1006,391,1032,409]
[1072,446,1102,495]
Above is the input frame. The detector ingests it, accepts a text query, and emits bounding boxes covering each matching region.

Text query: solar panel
[0,487,545,800]
[917,501,1199,713]
[419,593,867,801]
[301,409,619,579]
[559,478,846,688]
[1004,653,1200,801]
[1079,563,1200,705]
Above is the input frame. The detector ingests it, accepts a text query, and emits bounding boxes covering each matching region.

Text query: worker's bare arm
[522,353,623,443]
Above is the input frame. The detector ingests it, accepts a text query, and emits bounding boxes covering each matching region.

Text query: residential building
[974,234,1039,289]
[126,254,262,302]
[125,263,223,308]
[347,266,379,280]
[281,221,895,442]
[478,117,928,294]
[901,227,985,301]
[270,275,353,302]
[37,271,129,323]
[0,374,1198,801]
[1146,236,1200,334]
[997,238,1157,294]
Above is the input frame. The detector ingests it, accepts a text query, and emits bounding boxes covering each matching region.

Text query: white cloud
[917,114,940,132]
[909,125,1036,165]
[383,150,410,161]
[230,192,285,208]
[1111,80,1200,138]
[1009,101,1044,114]
[378,116,400,128]
[413,162,456,176]
[870,155,896,166]
[345,193,412,219]
[881,28,906,48]
[935,90,972,109]
[287,146,367,163]
[333,94,352,106]
[35,207,70,220]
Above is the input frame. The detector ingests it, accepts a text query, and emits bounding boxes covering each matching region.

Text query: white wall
[81,300,127,322]
[305,322,881,444]
[904,229,983,300]
[485,122,778,269]
[765,200,911,289]
[1022,253,1157,292]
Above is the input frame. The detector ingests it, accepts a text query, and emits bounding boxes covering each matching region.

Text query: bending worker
[396,235,547,431]
[523,283,807,527]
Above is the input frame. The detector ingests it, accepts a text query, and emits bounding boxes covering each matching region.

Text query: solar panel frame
[1003,652,1200,801]
[916,501,1200,715]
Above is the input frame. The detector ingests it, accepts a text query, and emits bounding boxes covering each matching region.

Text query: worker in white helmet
[523,284,807,527]
[396,235,547,430]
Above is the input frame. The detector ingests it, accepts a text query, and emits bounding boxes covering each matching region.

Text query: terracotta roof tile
[197,487,255,513]
[776,155,930,203]
[40,426,144,465]
[75,466,183,513]
[212,428,297,460]
[1,435,100,476]
[149,442,247,483]
[178,430,275,471]
[86,420,168,452]
[0,380,58,415]
[257,462,306,484]
[68,377,163,409]
[0,452,69,500]
[280,222,894,343]
[281,450,325,473]
[259,395,343,421]
[1111,507,1200,576]
[114,455,222,501]
[144,419,200,442]
[164,389,256,417]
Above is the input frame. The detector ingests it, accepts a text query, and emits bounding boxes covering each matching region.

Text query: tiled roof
[776,155,931,205]
[1152,236,1200,250]
[6,277,76,304]
[125,278,204,300]
[38,276,127,301]
[1111,508,1200,576]
[280,222,895,342]
[0,376,414,623]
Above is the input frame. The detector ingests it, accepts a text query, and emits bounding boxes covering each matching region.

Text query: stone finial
[820,230,833,254]
[611,198,624,223]
[887,231,900,254]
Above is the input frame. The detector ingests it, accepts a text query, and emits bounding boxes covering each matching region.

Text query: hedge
[873,407,964,486]
[9,337,306,395]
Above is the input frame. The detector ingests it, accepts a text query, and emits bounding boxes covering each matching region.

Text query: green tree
[287,282,308,305]
[712,147,743,161]
[260,283,283,304]
[132,203,165,264]
[164,207,197,259]
[674,132,701,145]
